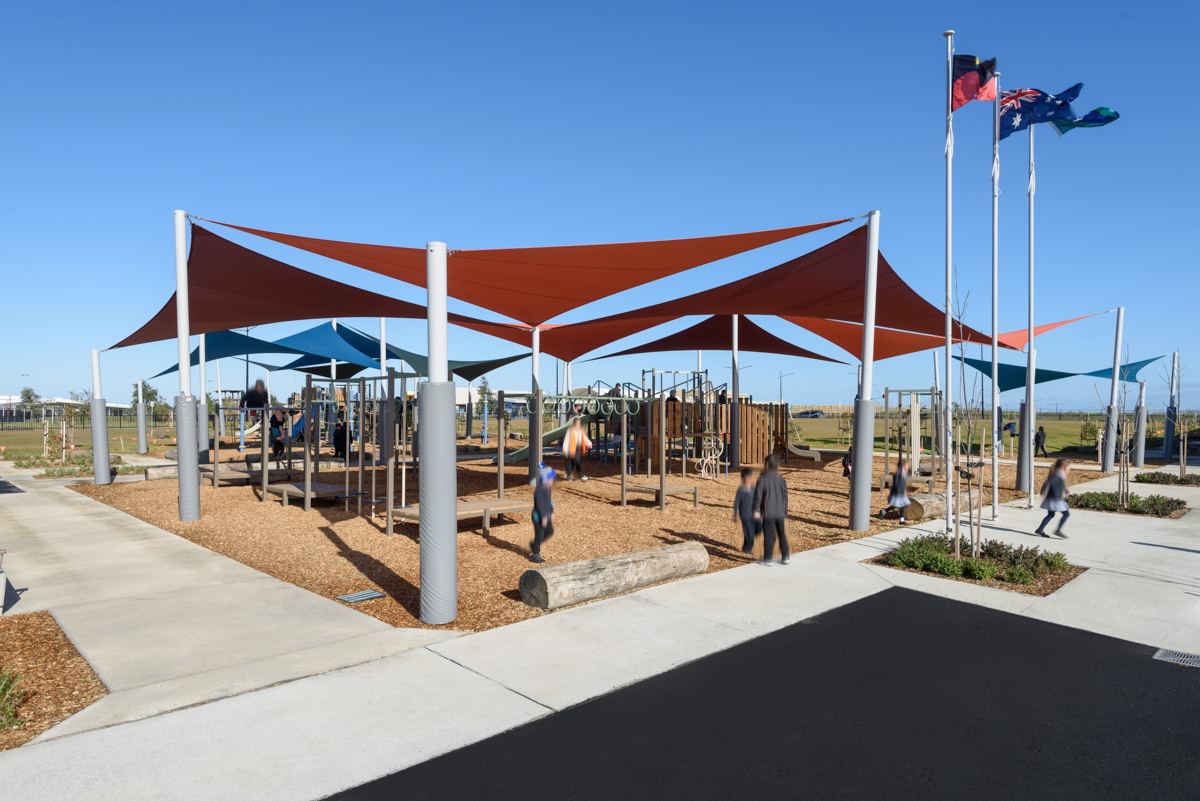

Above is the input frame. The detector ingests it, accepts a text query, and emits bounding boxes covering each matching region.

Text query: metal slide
[500,414,597,465]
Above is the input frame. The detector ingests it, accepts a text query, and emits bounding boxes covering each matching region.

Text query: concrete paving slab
[1,648,548,801]
[430,594,751,711]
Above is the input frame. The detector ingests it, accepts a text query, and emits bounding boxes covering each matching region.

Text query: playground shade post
[89,348,112,486]
[530,327,542,480]
[1134,380,1147,468]
[849,210,879,532]
[1101,307,1124,472]
[197,333,208,464]
[174,210,200,522]
[136,379,148,454]
[419,241,457,626]
[497,390,506,498]
[730,315,740,470]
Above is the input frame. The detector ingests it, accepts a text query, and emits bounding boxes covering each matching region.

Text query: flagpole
[1025,121,1037,507]
[943,29,955,534]
[991,73,1001,519]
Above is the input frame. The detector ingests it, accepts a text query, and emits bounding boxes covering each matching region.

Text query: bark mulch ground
[0,611,108,751]
[73,454,1096,633]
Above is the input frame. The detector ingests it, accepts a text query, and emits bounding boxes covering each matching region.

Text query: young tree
[131,382,163,406]
[475,376,496,417]
[20,386,40,408]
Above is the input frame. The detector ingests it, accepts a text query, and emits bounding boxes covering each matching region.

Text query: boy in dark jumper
[529,463,556,563]
[733,467,762,554]
[753,453,790,565]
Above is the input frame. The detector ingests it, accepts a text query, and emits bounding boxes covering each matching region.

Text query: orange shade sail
[112,225,435,349]
[995,312,1108,351]
[206,217,850,326]
[585,315,843,364]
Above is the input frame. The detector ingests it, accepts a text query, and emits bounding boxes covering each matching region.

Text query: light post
[777,371,794,406]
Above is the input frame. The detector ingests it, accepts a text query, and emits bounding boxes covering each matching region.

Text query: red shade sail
[112,225,433,349]
[585,315,843,364]
[995,312,1108,352]
[782,317,950,360]
[207,217,850,326]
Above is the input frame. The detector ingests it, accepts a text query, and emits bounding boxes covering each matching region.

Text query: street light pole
[778,371,794,406]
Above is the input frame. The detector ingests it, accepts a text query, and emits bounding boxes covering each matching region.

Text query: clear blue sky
[2,1,1195,411]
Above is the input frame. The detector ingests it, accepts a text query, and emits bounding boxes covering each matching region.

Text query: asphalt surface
[330,587,1200,800]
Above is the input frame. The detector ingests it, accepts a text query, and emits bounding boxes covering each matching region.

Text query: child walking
[562,418,592,481]
[732,467,762,555]
[753,454,790,565]
[1035,458,1071,538]
[884,458,911,524]
[529,463,556,563]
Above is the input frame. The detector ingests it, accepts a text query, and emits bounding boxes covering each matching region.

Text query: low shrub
[925,552,963,577]
[1068,492,1187,517]
[888,535,952,571]
[0,667,23,730]
[1041,551,1069,574]
[979,539,1015,563]
[1003,564,1035,585]
[961,557,998,581]
[1135,472,1200,487]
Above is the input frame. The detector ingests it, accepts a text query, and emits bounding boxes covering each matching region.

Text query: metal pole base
[1101,405,1118,473]
[730,400,741,470]
[90,398,112,486]
[136,402,148,454]
[849,398,875,532]
[197,399,210,465]
[1014,401,1031,494]
[1163,407,1177,460]
[1133,405,1147,468]
[418,381,458,625]
[176,395,201,522]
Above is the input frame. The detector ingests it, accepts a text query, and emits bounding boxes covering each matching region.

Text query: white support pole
[91,348,102,398]
[530,325,542,479]
[943,29,955,533]
[90,349,112,485]
[379,318,387,374]
[174,210,200,521]
[1102,307,1124,472]
[850,211,880,531]
[730,314,740,470]
[328,318,338,444]
[215,360,225,438]
[136,378,148,454]
[990,72,1001,519]
[1134,380,1147,468]
[1165,351,1180,459]
[419,241,456,625]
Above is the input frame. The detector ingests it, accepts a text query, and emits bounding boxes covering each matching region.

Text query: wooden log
[518,541,709,610]
[906,491,983,521]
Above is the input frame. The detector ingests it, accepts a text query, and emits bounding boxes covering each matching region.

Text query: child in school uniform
[530,463,556,563]
[732,467,762,555]
[883,458,911,524]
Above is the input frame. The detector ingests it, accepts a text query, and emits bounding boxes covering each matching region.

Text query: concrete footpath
[1,469,1198,800]
[0,470,455,739]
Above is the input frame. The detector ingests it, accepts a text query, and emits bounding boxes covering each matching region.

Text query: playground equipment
[880,386,942,493]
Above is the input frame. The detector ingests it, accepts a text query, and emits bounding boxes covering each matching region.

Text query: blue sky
[2,1,1195,411]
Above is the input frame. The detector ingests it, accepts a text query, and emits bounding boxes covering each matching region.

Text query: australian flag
[998,84,1082,140]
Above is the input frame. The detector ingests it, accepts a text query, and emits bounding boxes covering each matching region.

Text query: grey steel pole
[173,210,200,521]
[497,390,506,498]
[216,360,225,438]
[89,349,112,485]
[136,379,148,454]
[658,391,667,510]
[850,210,880,532]
[1165,351,1179,459]
[1017,123,1036,502]
[529,326,542,480]
[197,333,209,465]
[1134,380,1147,468]
[465,379,474,438]
[419,241,457,625]
[1101,307,1124,472]
[731,314,740,470]
[620,398,628,506]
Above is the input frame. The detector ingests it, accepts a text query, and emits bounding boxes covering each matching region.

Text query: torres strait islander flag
[951,54,997,110]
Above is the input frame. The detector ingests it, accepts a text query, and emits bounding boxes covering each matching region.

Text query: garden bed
[0,611,108,750]
[1068,491,1188,518]
[872,534,1086,597]
[1134,472,1200,487]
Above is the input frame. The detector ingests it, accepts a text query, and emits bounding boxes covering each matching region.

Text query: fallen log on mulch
[518,541,709,610]
[905,491,983,522]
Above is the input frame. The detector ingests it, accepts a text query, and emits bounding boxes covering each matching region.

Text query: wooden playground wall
[638,400,789,466]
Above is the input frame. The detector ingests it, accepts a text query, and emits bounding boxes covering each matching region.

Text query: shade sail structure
[271,322,381,369]
[280,358,371,380]
[335,323,528,381]
[584,315,844,364]
[150,330,313,377]
[781,317,950,361]
[485,227,993,360]
[207,217,851,326]
[1082,356,1164,383]
[995,311,1109,351]
[112,225,431,349]
[961,356,1163,393]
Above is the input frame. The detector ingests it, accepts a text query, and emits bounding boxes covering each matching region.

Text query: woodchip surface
[74,454,1099,633]
[0,611,108,750]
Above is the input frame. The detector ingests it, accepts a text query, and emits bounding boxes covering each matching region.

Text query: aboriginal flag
[951,54,997,111]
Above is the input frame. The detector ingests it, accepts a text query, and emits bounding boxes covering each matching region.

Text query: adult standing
[753,453,790,565]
